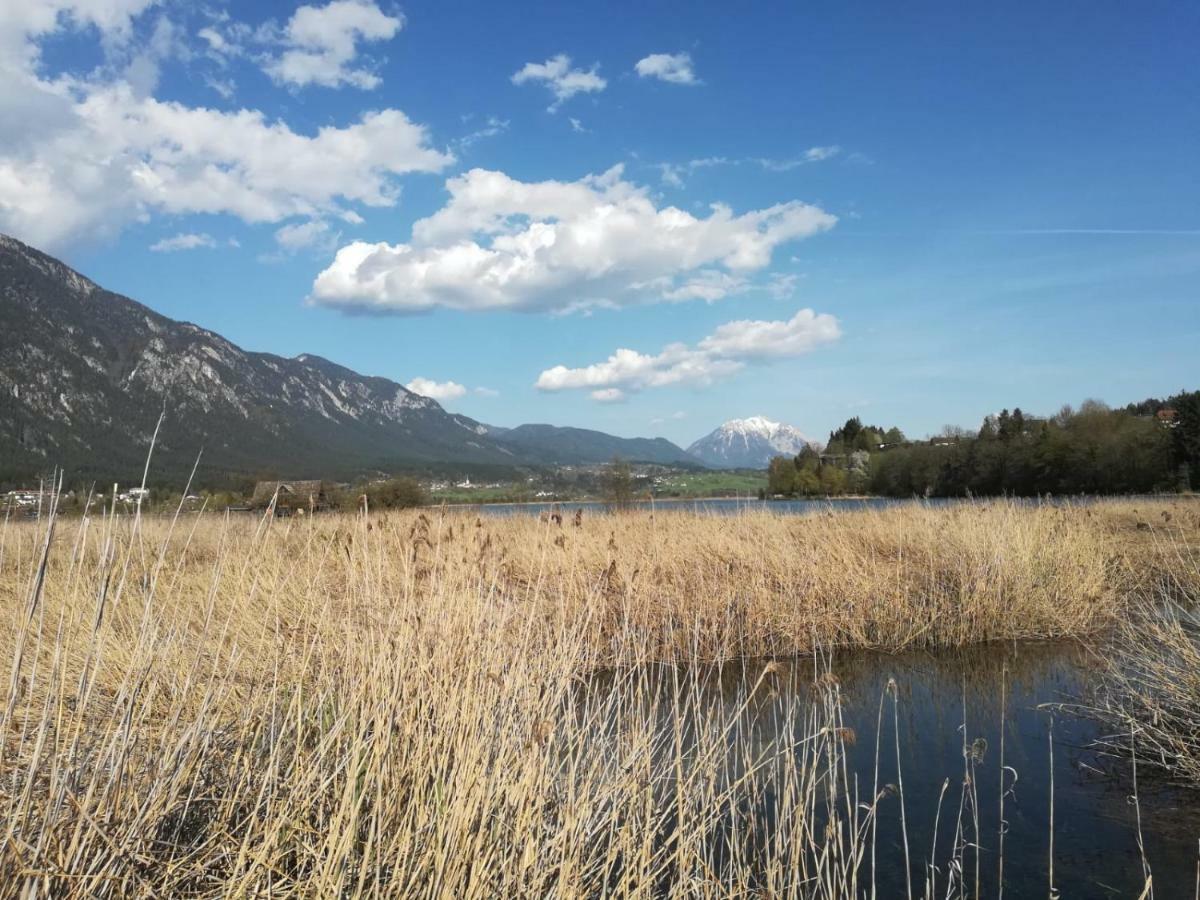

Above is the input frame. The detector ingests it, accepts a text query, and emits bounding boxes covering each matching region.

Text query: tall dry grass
[0,497,1194,896]
[1097,598,1200,785]
[1092,509,1200,787]
[481,501,1120,656]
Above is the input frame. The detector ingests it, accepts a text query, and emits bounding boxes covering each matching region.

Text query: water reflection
[582,642,1200,897]
[461,495,1183,519]
[466,496,932,517]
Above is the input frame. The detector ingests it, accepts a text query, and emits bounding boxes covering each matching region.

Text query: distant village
[1,460,766,518]
[3,485,156,515]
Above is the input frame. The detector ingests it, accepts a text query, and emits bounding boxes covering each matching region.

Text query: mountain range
[486,424,696,466]
[0,234,716,485]
[0,234,820,485]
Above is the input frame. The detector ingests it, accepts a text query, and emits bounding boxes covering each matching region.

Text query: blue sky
[2,1,1197,447]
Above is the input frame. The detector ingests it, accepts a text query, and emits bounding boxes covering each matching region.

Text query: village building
[1157,408,1180,428]
[3,489,46,509]
[250,480,330,515]
[1,488,65,517]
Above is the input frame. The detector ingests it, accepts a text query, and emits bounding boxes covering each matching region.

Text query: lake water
[584,642,1200,897]
[459,496,936,517]
[452,494,1187,518]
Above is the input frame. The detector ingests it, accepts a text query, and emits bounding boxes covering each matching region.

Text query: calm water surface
[586,642,1200,898]
[459,495,1187,518]
[464,497,935,517]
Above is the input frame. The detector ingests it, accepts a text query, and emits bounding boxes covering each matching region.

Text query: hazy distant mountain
[687,416,814,468]
[488,423,697,466]
[0,233,695,484]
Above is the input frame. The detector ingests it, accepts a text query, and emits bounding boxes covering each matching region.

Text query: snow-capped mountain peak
[721,416,786,436]
[687,416,814,468]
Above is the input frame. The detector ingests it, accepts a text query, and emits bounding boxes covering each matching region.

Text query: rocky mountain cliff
[0,234,698,485]
[0,234,508,483]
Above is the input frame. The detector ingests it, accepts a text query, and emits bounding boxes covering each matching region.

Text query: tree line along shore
[769,390,1199,498]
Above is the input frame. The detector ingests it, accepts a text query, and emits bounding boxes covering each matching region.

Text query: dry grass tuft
[1096,597,1200,785]
[1066,501,1200,785]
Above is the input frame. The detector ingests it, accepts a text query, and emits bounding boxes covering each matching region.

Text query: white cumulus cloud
[310,165,836,314]
[0,91,451,249]
[697,308,840,358]
[0,1,157,64]
[635,52,698,85]
[405,377,467,401]
[149,232,217,252]
[512,54,606,111]
[535,308,841,400]
[0,3,449,250]
[263,0,402,89]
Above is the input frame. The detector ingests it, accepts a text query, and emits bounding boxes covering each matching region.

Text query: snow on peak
[687,416,813,468]
[721,416,784,436]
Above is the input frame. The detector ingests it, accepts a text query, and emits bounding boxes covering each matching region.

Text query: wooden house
[1157,408,1180,428]
[250,480,330,514]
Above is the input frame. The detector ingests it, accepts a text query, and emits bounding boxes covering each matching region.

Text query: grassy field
[426,484,538,504]
[425,468,769,504]
[650,469,767,498]
[0,498,1197,896]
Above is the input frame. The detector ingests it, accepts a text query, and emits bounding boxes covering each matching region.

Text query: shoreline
[430,495,768,509]
[430,494,885,509]
[429,491,1195,510]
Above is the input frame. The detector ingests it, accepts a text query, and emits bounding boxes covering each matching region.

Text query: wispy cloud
[763,272,800,299]
[655,147,843,187]
[150,233,217,252]
[275,219,338,252]
[512,54,606,111]
[656,156,730,188]
[650,411,688,425]
[455,115,510,151]
[755,145,842,171]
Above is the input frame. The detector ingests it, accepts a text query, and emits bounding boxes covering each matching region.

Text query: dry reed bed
[0,498,1195,897]
[1091,499,1200,784]
[1,500,1135,667]
[478,501,1124,655]
[1095,597,1200,785]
